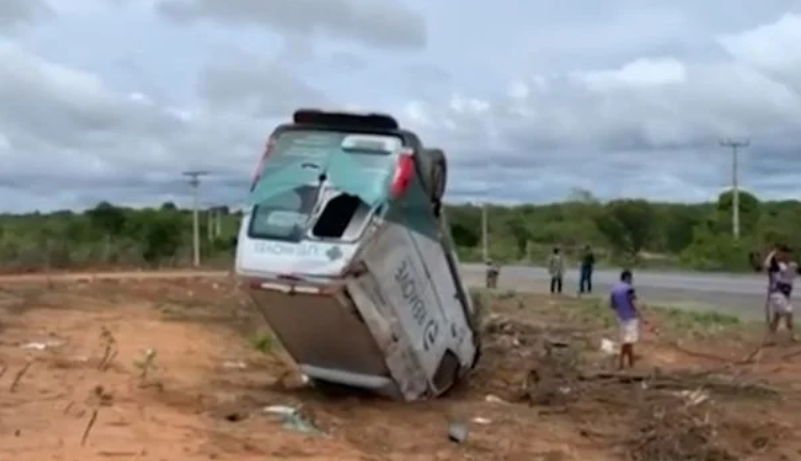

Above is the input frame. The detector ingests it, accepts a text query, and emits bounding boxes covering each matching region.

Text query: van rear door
[237,129,402,277]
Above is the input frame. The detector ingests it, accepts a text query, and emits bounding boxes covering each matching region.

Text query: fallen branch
[81,409,99,446]
[668,340,765,366]
[10,361,33,392]
[578,370,781,400]
[98,451,139,457]
[780,345,801,361]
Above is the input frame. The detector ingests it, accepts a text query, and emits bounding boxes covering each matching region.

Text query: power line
[183,170,209,267]
[718,138,750,240]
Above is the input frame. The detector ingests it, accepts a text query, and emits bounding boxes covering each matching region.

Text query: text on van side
[394,259,440,351]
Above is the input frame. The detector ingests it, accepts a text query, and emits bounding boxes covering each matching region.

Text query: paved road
[461,264,768,320]
[0,265,770,320]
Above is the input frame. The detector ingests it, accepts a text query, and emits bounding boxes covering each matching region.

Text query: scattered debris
[20,340,64,351]
[263,405,321,435]
[263,405,296,416]
[600,338,617,355]
[673,388,711,407]
[447,419,468,443]
[484,394,508,404]
[222,360,247,369]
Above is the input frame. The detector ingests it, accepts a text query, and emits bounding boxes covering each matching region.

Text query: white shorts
[619,318,639,344]
[769,292,792,316]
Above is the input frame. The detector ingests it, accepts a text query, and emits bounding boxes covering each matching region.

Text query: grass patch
[656,306,742,336]
[469,288,745,338]
[563,294,743,335]
[248,331,277,353]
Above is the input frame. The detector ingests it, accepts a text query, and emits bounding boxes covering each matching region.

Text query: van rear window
[248,130,404,241]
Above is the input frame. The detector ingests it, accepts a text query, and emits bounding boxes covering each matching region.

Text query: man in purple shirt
[609,269,640,369]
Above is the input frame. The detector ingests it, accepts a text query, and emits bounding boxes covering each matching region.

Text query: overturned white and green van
[235,109,481,400]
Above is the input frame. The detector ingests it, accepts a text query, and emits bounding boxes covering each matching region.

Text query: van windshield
[247,130,402,242]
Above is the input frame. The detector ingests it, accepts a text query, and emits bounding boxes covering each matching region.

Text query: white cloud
[197,54,328,118]
[154,0,427,50]
[577,57,687,90]
[0,0,53,31]
[3,2,801,211]
[395,12,801,202]
[0,40,276,211]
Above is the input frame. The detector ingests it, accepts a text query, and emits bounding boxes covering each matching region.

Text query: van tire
[471,339,482,369]
[428,150,447,202]
[432,350,461,395]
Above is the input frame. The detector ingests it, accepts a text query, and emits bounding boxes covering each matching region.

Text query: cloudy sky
[1,0,800,211]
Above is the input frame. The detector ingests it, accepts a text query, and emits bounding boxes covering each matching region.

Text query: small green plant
[249,332,276,353]
[496,289,518,300]
[133,348,158,384]
[98,326,117,371]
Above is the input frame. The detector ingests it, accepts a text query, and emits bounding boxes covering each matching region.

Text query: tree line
[449,189,799,271]
[0,189,796,273]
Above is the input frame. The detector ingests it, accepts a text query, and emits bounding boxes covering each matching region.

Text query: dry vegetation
[1,273,801,461]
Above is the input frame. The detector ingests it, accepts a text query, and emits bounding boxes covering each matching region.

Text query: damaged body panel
[235,109,480,401]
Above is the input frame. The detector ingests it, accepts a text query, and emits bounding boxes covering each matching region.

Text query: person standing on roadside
[764,243,781,324]
[485,259,500,289]
[548,247,565,294]
[767,245,797,341]
[579,245,595,294]
[610,269,641,369]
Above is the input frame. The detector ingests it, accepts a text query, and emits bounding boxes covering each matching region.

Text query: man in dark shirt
[579,245,595,294]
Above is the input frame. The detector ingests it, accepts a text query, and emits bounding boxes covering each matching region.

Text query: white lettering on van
[254,241,322,258]
[394,259,439,350]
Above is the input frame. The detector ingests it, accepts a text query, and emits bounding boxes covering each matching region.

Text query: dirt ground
[2,274,801,461]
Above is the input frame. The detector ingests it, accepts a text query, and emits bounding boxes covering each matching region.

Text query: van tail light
[390,149,415,198]
[250,136,277,191]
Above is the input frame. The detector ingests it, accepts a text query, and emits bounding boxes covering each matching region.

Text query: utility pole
[207,207,214,242]
[481,203,489,262]
[719,138,750,240]
[183,171,209,267]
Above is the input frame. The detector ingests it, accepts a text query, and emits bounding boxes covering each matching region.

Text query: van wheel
[428,151,447,202]
[432,351,461,395]
[471,339,483,369]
